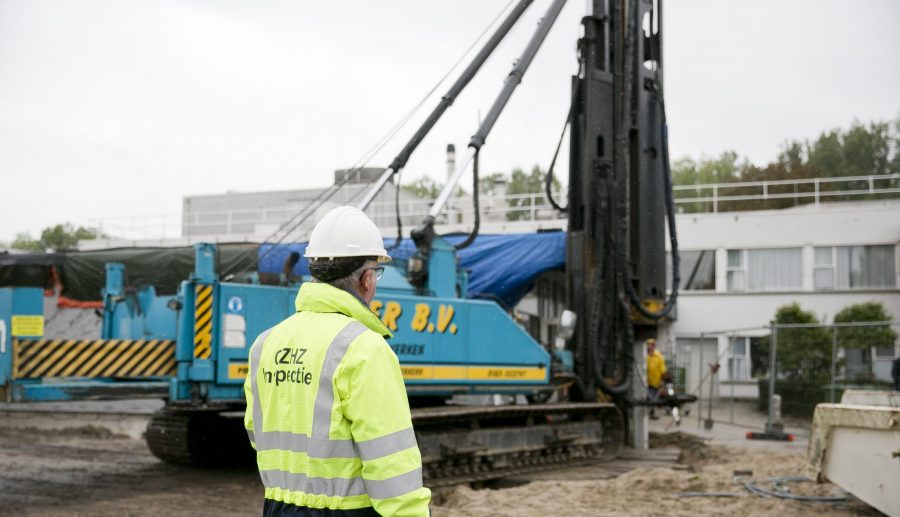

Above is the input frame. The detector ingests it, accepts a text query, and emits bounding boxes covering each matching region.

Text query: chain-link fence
[661,321,900,434]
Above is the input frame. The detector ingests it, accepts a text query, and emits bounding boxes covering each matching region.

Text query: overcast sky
[1,0,898,243]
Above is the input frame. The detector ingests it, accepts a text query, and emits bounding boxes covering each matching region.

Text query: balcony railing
[673,173,900,213]
[88,174,899,241]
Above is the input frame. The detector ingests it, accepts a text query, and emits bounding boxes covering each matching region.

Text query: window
[726,250,745,290]
[667,250,716,291]
[814,247,835,290]
[875,346,896,358]
[814,245,896,290]
[728,337,751,380]
[727,248,802,291]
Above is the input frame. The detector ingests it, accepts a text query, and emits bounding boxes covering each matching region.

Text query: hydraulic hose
[587,261,633,396]
[454,148,481,250]
[386,168,404,251]
[428,0,568,221]
[544,81,579,213]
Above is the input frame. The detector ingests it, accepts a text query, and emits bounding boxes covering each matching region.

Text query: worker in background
[244,206,431,517]
[280,250,302,286]
[646,338,667,419]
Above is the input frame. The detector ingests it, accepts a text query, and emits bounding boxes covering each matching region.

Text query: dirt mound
[432,443,875,517]
[649,431,720,465]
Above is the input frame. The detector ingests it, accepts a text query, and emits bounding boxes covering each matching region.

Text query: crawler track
[413,402,623,487]
[146,408,256,467]
[144,402,624,486]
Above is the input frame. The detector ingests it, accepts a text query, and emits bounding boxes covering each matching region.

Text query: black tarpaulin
[0,252,64,289]
[57,244,258,301]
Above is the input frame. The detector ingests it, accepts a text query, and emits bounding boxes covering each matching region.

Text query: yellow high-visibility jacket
[647,350,667,388]
[244,282,431,516]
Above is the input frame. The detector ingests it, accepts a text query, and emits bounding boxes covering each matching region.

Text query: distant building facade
[182,168,424,239]
[663,200,900,399]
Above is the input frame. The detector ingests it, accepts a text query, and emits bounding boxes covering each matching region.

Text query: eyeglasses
[363,267,385,281]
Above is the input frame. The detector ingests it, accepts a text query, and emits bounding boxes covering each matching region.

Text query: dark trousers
[263,499,380,517]
[648,385,661,416]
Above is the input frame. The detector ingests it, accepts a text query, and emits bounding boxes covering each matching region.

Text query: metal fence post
[830,326,838,403]
[730,331,735,425]
[766,322,778,434]
[698,332,705,428]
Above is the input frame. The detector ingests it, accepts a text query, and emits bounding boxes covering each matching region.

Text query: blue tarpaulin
[258,232,566,308]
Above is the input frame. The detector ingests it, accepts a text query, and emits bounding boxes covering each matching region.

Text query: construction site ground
[0,400,882,516]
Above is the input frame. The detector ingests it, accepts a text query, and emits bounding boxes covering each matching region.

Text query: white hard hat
[305,206,391,263]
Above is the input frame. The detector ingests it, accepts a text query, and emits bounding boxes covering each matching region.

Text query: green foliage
[504,165,559,221]
[401,176,442,200]
[757,303,832,382]
[716,160,823,211]
[806,120,896,178]
[673,117,900,213]
[834,302,897,351]
[672,151,752,212]
[10,223,103,252]
[11,233,44,252]
[479,172,507,196]
[773,118,899,179]
[671,150,747,186]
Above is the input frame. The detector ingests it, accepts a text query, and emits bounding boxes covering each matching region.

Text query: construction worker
[244,205,431,516]
[646,338,667,419]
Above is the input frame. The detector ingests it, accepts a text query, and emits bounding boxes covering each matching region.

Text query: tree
[671,151,749,212]
[11,233,43,252]
[806,119,897,178]
[718,160,822,212]
[834,302,897,382]
[401,176,442,200]
[756,303,831,382]
[11,223,103,252]
[777,140,805,169]
[479,172,506,196]
[671,150,746,186]
[505,165,560,221]
[673,116,900,213]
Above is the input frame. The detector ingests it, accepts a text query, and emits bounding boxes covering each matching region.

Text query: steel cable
[223,0,520,278]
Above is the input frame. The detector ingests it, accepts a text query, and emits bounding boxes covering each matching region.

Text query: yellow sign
[401,364,545,382]
[468,366,546,381]
[228,362,249,380]
[11,315,43,337]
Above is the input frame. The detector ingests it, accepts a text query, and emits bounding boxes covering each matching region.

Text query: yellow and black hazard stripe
[193,284,213,359]
[12,339,176,379]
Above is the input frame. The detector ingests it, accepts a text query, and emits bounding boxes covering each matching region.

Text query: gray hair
[311,258,376,294]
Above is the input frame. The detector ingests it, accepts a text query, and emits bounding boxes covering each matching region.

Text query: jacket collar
[295,282,392,338]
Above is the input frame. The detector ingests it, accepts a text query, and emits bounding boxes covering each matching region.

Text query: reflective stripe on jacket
[244,282,431,516]
[647,350,667,388]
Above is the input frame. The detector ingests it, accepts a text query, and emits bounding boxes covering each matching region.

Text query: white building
[666,199,900,399]
[181,168,424,239]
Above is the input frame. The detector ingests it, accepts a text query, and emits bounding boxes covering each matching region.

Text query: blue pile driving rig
[0,0,684,485]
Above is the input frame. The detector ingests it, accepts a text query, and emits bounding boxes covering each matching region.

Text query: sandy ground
[430,433,877,517]
[0,407,883,517]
